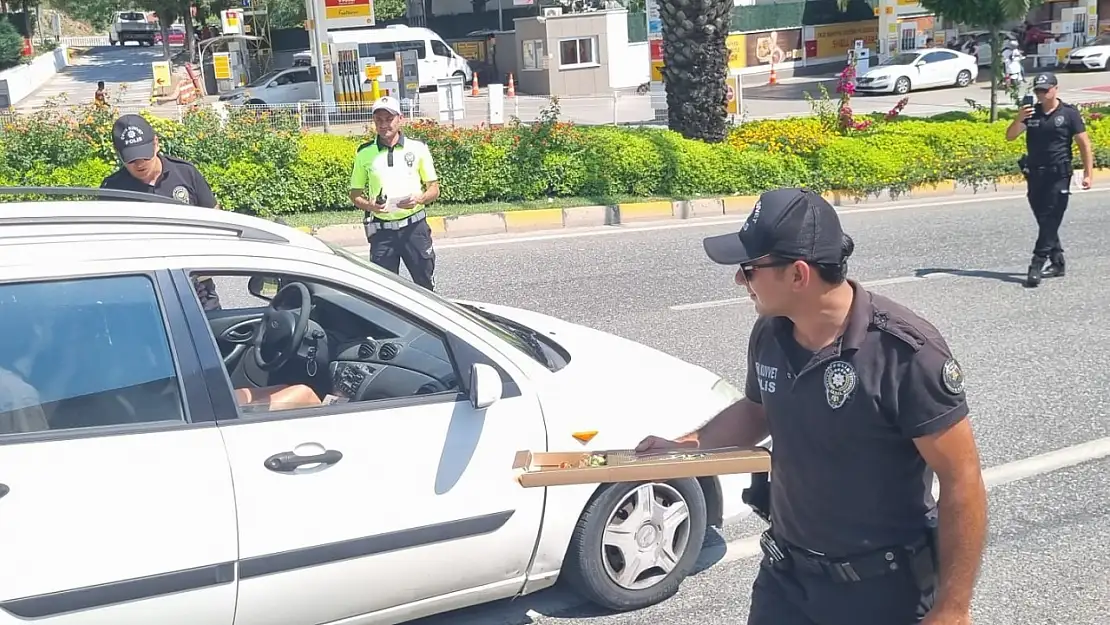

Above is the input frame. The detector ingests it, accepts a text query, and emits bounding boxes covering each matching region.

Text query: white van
[329,25,474,88]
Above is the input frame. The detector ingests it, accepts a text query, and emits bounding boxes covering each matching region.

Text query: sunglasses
[738,258,796,282]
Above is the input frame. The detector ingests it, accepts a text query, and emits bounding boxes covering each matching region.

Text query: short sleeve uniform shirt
[1025,101,1085,169]
[349,135,438,222]
[100,155,218,208]
[745,280,969,557]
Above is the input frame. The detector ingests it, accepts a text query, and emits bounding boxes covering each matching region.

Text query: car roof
[0,198,333,269]
[329,25,435,44]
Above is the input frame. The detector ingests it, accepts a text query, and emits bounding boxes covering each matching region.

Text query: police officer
[100,113,222,310]
[1006,72,1094,288]
[349,96,441,291]
[636,188,988,625]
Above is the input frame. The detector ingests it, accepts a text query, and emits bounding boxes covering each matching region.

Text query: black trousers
[747,556,935,625]
[1026,171,1072,260]
[368,218,437,291]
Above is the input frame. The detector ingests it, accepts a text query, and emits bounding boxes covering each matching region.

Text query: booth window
[559,36,599,69]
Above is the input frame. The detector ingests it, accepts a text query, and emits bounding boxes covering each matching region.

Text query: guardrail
[60,36,111,48]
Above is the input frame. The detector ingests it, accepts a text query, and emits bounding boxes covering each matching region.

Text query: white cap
[371,96,402,116]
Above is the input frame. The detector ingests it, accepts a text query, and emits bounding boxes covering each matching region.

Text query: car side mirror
[469,363,503,410]
[248,275,281,300]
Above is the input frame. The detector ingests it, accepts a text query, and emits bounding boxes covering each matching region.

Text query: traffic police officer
[1006,72,1094,288]
[637,188,988,625]
[100,113,222,310]
[349,96,441,291]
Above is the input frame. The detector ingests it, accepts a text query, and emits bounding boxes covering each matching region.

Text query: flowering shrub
[1,97,1107,214]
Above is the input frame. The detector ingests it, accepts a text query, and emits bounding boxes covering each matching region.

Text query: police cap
[703,188,844,266]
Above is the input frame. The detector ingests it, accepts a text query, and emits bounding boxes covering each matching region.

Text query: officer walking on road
[1006,72,1094,288]
[636,188,988,625]
[349,96,441,291]
[100,113,222,310]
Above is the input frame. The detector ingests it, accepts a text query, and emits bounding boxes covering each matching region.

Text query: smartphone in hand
[1021,94,1034,107]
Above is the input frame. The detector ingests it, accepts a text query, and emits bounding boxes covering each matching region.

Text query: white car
[855,48,978,95]
[1064,35,1110,70]
[218,65,318,106]
[0,191,760,625]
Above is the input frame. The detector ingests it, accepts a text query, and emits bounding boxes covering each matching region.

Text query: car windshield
[882,53,920,66]
[328,243,552,367]
[119,12,145,21]
[247,70,283,87]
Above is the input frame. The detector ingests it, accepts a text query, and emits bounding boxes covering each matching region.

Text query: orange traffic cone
[471,73,480,96]
[507,73,516,97]
[768,66,778,86]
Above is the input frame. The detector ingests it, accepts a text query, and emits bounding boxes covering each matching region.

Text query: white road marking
[700,436,1110,567]
[670,271,954,311]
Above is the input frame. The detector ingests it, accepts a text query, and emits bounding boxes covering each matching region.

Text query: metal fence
[5,91,663,132]
[59,36,111,48]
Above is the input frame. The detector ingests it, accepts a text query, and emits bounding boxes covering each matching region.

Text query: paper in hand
[1069,171,1087,193]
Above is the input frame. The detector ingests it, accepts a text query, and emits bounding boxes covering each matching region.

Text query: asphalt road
[20,47,1110,125]
[16,45,169,109]
[310,190,1110,624]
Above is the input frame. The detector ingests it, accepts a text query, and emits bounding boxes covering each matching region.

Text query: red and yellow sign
[325,0,372,19]
[726,33,745,70]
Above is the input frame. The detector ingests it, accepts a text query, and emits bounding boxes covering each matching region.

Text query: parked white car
[217,65,318,106]
[855,48,978,95]
[1064,35,1110,70]
[0,193,760,625]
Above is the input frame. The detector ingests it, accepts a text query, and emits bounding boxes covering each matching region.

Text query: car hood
[861,66,903,78]
[1071,45,1110,56]
[456,301,739,451]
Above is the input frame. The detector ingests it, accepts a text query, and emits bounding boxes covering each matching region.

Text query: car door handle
[264,450,343,473]
[0,483,9,500]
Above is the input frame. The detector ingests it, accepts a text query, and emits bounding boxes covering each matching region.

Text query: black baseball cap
[1032,72,1058,91]
[703,188,844,266]
[112,114,157,163]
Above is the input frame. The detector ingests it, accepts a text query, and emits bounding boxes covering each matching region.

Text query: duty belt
[760,530,934,585]
[364,209,426,235]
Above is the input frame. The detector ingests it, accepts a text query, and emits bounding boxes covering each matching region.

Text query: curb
[309,171,1110,246]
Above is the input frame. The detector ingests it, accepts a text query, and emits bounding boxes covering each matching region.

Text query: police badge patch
[824,360,857,409]
[941,358,965,394]
[172,186,191,204]
[1054,115,1065,127]
[404,152,415,168]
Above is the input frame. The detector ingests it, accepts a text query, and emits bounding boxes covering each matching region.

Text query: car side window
[189,273,462,417]
[431,40,452,58]
[0,275,186,437]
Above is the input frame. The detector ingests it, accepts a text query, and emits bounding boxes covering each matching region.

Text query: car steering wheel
[253,282,312,371]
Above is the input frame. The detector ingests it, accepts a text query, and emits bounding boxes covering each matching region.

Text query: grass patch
[280,194,686,229]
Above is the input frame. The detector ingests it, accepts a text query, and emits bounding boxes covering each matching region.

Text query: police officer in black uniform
[636,188,988,625]
[101,114,222,310]
[1006,72,1094,288]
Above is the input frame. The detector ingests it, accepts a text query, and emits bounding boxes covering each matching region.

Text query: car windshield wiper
[457,303,551,367]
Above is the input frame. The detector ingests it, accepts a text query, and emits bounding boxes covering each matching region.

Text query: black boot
[1025,256,1046,288]
[1042,253,1066,278]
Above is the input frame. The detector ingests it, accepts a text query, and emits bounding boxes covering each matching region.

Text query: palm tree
[659,0,733,142]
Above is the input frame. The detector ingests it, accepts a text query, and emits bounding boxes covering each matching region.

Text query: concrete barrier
[0,47,69,107]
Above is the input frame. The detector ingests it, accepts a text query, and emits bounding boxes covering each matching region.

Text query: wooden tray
[513,446,771,488]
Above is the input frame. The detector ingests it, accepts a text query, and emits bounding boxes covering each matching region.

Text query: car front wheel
[956,69,972,87]
[562,479,707,612]
[894,76,911,94]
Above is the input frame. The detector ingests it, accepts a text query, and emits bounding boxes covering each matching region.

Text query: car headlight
[711,377,745,403]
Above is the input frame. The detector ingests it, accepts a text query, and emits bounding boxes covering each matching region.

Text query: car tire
[561,479,707,612]
[956,70,972,87]
[894,76,911,94]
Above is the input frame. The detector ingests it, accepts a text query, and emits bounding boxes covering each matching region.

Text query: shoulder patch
[941,358,965,394]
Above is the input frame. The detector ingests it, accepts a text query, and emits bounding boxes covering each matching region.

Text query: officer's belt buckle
[365,210,426,235]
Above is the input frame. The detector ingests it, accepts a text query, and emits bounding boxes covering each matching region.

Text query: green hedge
[2,101,1108,217]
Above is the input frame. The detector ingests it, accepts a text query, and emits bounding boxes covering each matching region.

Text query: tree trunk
[183,14,196,63]
[660,0,732,142]
[988,23,999,122]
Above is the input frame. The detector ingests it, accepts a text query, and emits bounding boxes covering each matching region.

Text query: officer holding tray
[636,188,988,625]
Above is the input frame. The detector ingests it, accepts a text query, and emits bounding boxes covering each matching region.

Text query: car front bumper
[854,78,895,93]
[1065,55,1106,70]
